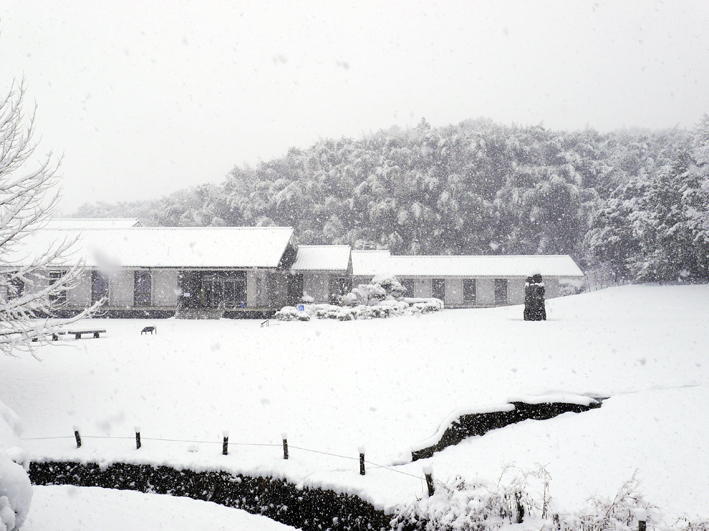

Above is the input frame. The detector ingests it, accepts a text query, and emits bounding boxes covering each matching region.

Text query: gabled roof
[5,227,294,269]
[351,249,392,277]
[291,245,351,272]
[44,217,142,229]
[388,254,584,277]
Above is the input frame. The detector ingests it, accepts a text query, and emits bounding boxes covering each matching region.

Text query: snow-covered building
[379,254,584,308]
[3,220,584,316]
[4,226,296,317]
[290,245,352,303]
[351,250,584,306]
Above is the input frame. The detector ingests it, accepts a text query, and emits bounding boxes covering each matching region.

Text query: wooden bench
[68,329,106,339]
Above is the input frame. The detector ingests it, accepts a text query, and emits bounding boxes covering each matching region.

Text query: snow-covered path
[1,284,707,518]
[23,485,296,530]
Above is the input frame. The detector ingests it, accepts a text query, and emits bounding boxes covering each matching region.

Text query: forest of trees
[76,116,708,283]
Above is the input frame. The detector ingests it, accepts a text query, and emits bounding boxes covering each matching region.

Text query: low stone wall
[30,461,396,530]
[411,400,602,461]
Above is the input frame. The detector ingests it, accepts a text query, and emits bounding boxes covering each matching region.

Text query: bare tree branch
[0,81,97,356]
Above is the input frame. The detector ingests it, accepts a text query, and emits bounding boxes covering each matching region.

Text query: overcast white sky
[1,0,708,212]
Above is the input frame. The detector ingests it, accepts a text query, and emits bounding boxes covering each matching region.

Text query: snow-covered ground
[23,486,295,530]
[1,284,707,521]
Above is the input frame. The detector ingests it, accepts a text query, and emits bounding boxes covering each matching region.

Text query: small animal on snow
[141,326,157,335]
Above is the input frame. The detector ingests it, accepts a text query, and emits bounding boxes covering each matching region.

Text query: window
[200,271,246,308]
[463,279,476,304]
[91,270,109,304]
[494,279,508,304]
[432,278,446,300]
[49,270,66,305]
[134,270,152,307]
[401,279,414,297]
[329,276,352,302]
[7,275,24,300]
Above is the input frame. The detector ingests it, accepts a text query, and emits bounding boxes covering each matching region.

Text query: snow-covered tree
[0,82,98,356]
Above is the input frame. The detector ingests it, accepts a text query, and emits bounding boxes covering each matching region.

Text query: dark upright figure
[524,274,546,321]
[531,274,546,320]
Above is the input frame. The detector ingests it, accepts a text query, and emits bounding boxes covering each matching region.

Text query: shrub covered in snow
[405,298,445,314]
[276,277,443,322]
[391,469,707,531]
[273,306,310,321]
[391,474,532,530]
[0,400,32,531]
[342,276,406,307]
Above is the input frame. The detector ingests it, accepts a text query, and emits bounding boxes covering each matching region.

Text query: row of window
[400,278,509,304]
[90,270,153,306]
[32,272,511,308]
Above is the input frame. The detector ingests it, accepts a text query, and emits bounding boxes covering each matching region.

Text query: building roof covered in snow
[351,249,392,277]
[387,254,584,278]
[291,245,351,272]
[5,227,294,269]
[44,217,142,229]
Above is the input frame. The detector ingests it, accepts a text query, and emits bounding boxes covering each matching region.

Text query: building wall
[49,265,573,314]
[476,278,495,305]
[444,278,464,306]
[247,270,258,307]
[267,272,288,308]
[507,278,525,305]
[153,269,178,307]
[67,270,91,307]
[303,273,330,303]
[247,270,270,307]
[109,270,134,307]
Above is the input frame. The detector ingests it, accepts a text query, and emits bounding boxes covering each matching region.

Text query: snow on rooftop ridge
[7,227,295,269]
[351,249,392,276]
[387,254,584,277]
[44,217,141,229]
[291,245,351,272]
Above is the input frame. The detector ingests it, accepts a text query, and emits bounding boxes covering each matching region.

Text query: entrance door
[287,274,303,305]
[200,272,246,308]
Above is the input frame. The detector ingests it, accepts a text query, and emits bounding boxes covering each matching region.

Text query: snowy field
[23,485,295,530]
[2,284,708,521]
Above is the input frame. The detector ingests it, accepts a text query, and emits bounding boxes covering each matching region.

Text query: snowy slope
[0,399,32,531]
[1,285,707,519]
[23,486,295,530]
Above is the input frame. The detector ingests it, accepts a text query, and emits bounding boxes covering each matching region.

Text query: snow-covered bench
[67,329,106,339]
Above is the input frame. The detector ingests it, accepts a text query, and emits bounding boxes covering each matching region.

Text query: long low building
[3,225,298,317]
[350,252,584,307]
[2,219,584,316]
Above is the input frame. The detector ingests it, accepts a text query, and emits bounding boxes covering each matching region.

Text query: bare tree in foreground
[0,81,98,355]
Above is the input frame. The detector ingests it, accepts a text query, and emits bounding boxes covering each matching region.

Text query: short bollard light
[282,433,289,460]
[423,465,435,496]
[222,431,229,456]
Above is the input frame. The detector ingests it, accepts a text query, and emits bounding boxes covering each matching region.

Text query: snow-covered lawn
[1,284,707,520]
[23,486,295,530]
